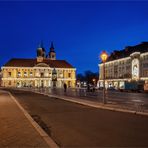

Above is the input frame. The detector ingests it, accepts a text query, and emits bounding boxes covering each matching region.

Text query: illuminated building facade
[1,42,76,88]
[98,42,148,89]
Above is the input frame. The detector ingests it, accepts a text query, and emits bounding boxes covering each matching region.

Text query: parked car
[107,87,115,90]
[119,81,144,92]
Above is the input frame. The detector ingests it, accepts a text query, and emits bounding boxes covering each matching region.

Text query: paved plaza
[0,90,57,148]
[22,87,148,113]
[3,88,148,147]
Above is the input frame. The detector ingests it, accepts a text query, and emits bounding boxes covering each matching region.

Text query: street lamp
[100,50,108,104]
[92,78,96,85]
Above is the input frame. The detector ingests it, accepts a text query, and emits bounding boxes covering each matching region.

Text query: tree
[77,70,99,85]
[77,73,85,82]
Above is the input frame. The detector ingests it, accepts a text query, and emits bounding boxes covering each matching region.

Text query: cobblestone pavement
[0,90,49,147]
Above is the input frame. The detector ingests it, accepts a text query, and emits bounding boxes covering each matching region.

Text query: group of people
[64,83,96,92]
[87,84,95,92]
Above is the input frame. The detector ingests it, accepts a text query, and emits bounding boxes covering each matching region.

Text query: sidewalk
[0,90,58,148]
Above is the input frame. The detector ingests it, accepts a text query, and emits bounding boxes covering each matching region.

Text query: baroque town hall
[1,42,76,88]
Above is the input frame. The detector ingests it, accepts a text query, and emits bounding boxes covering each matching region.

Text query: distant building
[98,42,148,89]
[1,42,76,88]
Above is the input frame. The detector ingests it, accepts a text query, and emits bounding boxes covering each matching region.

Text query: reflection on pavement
[18,87,148,112]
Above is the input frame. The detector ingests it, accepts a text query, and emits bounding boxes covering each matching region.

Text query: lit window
[49,73,51,77]
[24,72,27,77]
[30,72,33,76]
[17,72,21,77]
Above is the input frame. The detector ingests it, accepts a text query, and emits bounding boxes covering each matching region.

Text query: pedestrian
[87,84,90,92]
[64,83,67,92]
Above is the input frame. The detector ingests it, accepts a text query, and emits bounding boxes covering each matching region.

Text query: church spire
[50,41,54,51]
[48,41,56,60]
[37,40,46,62]
[41,40,44,48]
[38,40,44,48]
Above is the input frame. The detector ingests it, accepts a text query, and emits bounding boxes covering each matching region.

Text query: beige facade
[98,51,148,89]
[1,65,76,88]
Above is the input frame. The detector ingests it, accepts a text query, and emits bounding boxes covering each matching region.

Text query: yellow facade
[1,42,76,88]
[1,67,76,88]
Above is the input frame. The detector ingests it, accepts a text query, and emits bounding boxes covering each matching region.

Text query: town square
[0,1,148,147]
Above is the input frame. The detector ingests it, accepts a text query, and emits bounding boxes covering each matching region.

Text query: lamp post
[92,78,96,85]
[100,50,108,104]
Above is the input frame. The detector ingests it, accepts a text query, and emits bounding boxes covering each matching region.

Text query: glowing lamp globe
[92,78,95,82]
[100,51,108,62]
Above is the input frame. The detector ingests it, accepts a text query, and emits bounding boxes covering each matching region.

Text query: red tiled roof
[3,58,74,68]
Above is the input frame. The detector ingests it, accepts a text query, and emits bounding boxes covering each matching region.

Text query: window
[8,72,11,77]
[30,72,33,77]
[68,81,71,87]
[49,73,51,77]
[8,81,11,85]
[41,73,44,77]
[68,73,71,78]
[60,72,63,78]
[24,72,27,77]
[17,72,21,77]
[143,63,148,68]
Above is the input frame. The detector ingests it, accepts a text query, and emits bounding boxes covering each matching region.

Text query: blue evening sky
[0,1,148,73]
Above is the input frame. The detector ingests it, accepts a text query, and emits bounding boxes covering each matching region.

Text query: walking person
[64,83,67,92]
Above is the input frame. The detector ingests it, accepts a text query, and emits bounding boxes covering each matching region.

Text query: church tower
[37,41,46,62]
[48,42,56,60]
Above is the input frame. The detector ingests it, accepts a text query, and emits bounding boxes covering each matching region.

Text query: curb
[33,91,148,117]
[6,88,148,117]
[7,91,59,148]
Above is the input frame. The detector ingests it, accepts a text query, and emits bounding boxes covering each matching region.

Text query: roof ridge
[3,58,74,68]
